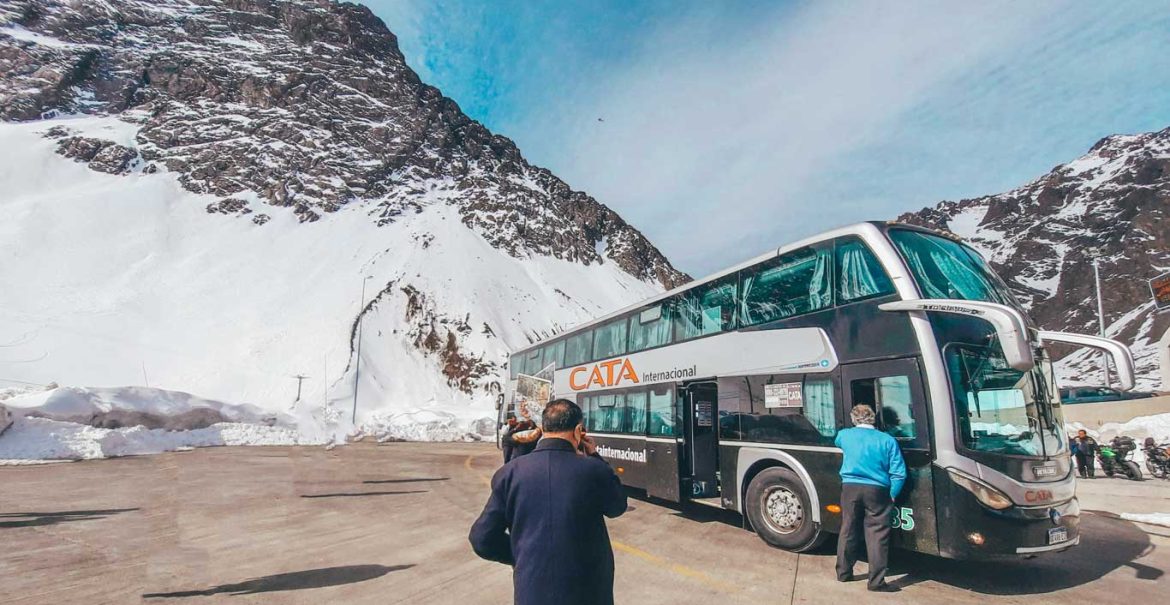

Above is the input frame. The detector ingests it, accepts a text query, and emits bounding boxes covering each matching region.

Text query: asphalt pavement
[1,442,1167,604]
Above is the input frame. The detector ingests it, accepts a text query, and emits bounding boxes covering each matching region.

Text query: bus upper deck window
[835,239,894,303]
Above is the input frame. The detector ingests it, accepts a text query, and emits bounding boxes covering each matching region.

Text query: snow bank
[2,385,277,426]
[1066,412,1170,444]
[363,409,494,442]
[0,416,307,465]
[0,384,494,462]
[1120,513,1170,528]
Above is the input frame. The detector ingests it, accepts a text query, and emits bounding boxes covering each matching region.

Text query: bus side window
[564,331,592,367]
[674,276,737,341]
[803,378,837,439]
[626,390,648,435]
[739,246,832,326]
[542,340,565,370]
[648,386,677,437]
[850,376,918,443]
[593,318,629,360]
[835,237,895,303]
[509,353,523,379]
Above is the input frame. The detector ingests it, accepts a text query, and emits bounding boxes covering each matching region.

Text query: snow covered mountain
[900,127,1170,390]
[0,0,687,437]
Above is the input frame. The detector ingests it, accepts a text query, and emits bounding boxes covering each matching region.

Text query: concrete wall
[1061,395,1170,431]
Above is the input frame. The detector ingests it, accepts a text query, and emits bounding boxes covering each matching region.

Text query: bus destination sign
[1150,272,1170,311]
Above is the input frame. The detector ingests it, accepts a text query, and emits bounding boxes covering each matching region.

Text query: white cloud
[509,1,1067,276]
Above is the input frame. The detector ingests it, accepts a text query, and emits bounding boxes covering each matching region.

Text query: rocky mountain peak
[0,0,688,290]
[900,126,1170,388]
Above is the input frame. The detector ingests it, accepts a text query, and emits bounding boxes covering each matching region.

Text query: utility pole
[293,374,309,402]
[352,275,373,424]
[1094,259,1110,387]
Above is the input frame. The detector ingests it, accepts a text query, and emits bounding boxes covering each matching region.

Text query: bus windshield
[888,229,1018,308]
[944,342,1065,458]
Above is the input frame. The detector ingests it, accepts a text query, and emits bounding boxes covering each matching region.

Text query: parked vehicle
[1142,437,1170,480]
[1059,386,1157,405]
[1097,436,1143,480]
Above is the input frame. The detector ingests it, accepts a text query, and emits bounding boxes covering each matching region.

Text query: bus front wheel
[745,467,823,552]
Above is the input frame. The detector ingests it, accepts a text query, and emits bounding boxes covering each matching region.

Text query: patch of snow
[1120,513,1170,528]
[0,416,310,463]
[2,385,273,423]
[595,236,608,260]
[946,205,987,241]
[0,24,88,49]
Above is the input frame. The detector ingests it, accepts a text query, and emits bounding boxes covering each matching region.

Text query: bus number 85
[891,507,915,531]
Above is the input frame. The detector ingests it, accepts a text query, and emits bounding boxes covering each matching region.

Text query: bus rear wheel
[745,467,823,552]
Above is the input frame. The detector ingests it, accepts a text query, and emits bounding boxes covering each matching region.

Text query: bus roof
[511,220,950,356]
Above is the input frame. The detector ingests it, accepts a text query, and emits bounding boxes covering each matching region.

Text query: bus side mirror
[1038,331,1136,391]
[495,393,505,410]
[879,299,1034,371]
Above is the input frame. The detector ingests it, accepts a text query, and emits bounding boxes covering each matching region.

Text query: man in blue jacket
[835,404,907,592]
[469,398,627,605]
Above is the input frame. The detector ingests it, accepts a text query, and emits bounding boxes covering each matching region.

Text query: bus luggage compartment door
[685,383,719,498]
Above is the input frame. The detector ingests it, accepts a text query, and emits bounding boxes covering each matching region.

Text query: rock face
[0,0,687,416]
[900,128,1170,389]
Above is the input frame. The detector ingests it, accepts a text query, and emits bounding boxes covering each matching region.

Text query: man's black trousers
[1074,453,1095,477]
[835,483,892,590]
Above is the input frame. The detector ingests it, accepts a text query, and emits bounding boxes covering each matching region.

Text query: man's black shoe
[837,573,853,582]
[868,583,901,593]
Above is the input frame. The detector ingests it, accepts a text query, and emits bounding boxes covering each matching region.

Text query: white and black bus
[499,222,1136,559]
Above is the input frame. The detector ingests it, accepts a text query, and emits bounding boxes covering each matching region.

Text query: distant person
[1072,429,1098,478]
[500,401,542,463]
[835,404,907,593]
[469,399,627,605]
[512,401,543,460]
[500,416,519,463]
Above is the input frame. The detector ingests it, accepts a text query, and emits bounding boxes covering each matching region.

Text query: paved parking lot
[1,442,1167,604]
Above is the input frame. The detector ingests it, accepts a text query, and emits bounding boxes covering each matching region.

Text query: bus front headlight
[947,468,1013,510]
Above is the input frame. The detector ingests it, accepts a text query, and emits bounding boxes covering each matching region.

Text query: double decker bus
[500,222,1136,559]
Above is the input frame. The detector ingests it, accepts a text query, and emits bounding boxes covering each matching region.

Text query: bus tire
[745,467,822,552]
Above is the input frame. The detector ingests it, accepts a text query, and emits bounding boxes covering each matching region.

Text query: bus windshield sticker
[765,382,803,408]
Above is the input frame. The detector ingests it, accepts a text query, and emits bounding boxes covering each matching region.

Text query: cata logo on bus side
[569,358,640,390]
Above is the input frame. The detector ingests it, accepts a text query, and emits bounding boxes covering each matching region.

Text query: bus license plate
[1033,465,1057,478]
[1048,527,1069,545]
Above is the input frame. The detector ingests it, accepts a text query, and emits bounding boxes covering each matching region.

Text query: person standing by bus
[1072,429,1098,478]
[469,399,627,605]
[835,404,906,593]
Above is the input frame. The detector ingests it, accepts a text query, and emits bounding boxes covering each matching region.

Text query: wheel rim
[761,486,804,535]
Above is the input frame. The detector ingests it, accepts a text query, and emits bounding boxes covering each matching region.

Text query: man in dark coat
[469,399,627,605]
[1073,429,1098,478]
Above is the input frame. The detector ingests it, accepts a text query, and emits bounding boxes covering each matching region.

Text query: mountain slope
[900,128,1170,389]
[0,0,687,435]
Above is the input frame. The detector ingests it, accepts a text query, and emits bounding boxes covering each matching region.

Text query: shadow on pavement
[301,490,427,499]
[142,564,413,598]
[655,494,1161,595]
[0,508,139,529]
[882,510,1160,594]
[363,477,449,484]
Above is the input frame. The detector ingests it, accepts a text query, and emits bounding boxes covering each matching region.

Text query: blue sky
[365,0,1170,277]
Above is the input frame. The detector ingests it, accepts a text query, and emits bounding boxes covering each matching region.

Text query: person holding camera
[469,399,627,605]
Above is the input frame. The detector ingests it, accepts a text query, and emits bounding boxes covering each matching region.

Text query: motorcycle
[1142,437,1170,480]
[1097,435,1143,481]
